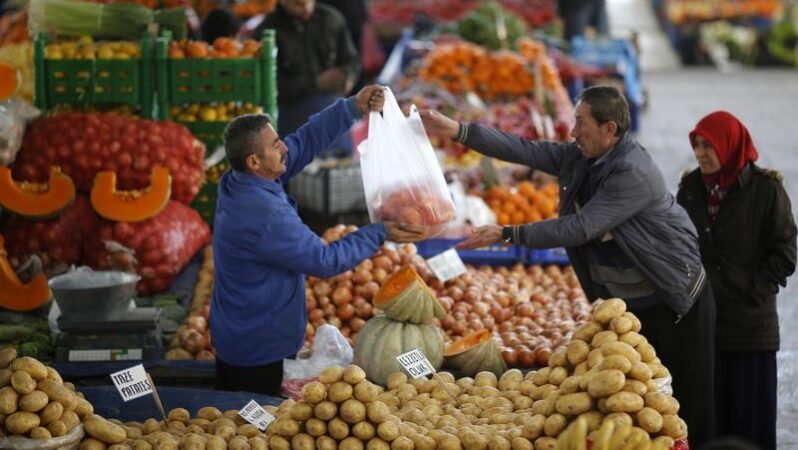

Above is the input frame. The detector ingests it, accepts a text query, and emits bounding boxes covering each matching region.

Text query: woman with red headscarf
[677,111,796,450]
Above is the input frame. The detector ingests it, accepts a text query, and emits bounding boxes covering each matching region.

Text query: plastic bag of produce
[83,200,211,295]
[0,97,39,166]
[283,324,353,382]
[358,88,455,237]
[0,423,83,450]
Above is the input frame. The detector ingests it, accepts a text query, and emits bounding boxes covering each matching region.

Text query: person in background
[558,0,609,41]
[677,111,796,450]
[210,85,425,396]
[200,7,241,44]
[419,85,716,448]
[253,0,360,146]
[318,0,367,54]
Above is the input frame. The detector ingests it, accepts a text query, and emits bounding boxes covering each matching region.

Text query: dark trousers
[627,285,716,449]
[715,350,777,450]
[215,357,285,397]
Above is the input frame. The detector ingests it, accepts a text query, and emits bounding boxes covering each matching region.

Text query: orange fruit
[168,47,185,59]
[186,41,208,58]
[497,212,510,225]
[0,64,19,100]
[511,211,525,224]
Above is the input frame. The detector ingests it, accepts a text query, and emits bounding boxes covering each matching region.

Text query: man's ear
[604,121,619,137]
[245,153,259,172]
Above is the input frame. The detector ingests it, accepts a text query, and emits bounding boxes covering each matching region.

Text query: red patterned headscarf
[689,111,759,192]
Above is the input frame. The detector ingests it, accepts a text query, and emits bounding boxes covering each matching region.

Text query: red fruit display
[2,195,99,272]
[84,201,211,295]
[14,113,205,204]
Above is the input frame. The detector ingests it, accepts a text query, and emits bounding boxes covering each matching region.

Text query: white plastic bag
[282,325,353,382]
[0,98,40,166]
[358,88,455,237]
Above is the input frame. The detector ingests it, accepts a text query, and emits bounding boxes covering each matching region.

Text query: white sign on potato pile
[239,400,275,431]
[426,248,467,282]
[396,348,435,379]
[110,364,152,401]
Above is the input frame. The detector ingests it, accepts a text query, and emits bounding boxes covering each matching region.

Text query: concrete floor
[605,1,798,448]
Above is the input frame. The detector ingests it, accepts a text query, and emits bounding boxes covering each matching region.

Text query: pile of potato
[80,406,271,450]
[0,348,94,440]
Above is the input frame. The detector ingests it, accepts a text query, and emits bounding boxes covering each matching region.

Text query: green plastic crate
[182,121,227,153]
[34,34,154,117]
[191,159,229,227]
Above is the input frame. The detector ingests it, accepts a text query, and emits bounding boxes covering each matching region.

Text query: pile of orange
[168,38,261,59]
[417,42,535,100]
[484,181,559,225]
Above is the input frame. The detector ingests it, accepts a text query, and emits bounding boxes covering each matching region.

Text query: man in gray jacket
[420,86,715,447]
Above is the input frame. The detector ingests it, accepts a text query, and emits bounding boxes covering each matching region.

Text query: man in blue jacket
[420,86,715,448]
[211,85,425,395]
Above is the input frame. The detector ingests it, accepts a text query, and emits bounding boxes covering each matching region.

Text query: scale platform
[56,307,164,362]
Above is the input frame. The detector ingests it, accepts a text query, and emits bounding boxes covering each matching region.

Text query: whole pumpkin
[353,315,443,386]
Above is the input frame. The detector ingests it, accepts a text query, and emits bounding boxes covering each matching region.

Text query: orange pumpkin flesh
[373,265,445,324]
[0,63,19,100]
[90,165,171,222]
[0,166,76,218]
[444,329,492,357]
[0,235,51,311]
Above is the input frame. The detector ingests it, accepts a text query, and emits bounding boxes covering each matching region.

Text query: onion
[186,315,207,333]
[332,287,353,306]
[338,303,355,321]
[350,317,366,332]
[373,256,393,271]
[182,329,207,354]
[195,350,215,361]
[314,281,332,297]
[355,302,373,319]
[352,269,373,285]
[359,281,380,300]
[372,268,389,284]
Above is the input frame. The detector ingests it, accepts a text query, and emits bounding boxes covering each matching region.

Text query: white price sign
[425,248,467,282]
[239,400,275,431]
[110,364,152,402]
[396,348,435,379]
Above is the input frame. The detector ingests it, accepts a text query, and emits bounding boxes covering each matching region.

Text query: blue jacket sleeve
[280,98,358,182]
[257,211,387,278]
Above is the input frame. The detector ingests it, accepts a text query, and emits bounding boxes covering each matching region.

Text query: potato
[340,399,366,424]
[565,340,590,366]
[660,415,687,439]
[269,436,290,450]
[215,425,237,442]
[609,314,633,335]
[47,419,68,437]
[587,370,625,398]
[62,410,80,431]
[6,411,41,434]
[600,342,641,364]
[11,370,36,394]
[343,366,367,385]
[363,400,389,424]
[547,349,567,368]
[622,379,648,397]
[635,407,663,433]
[124,425,143,439]
[20,390,49,412]
[572,321,603,343]
[302,382,327,404]
[652,436,675,449]
[10,357,48,381]
[37,379,76,409]
[487,435,510,450]
[204,436,225,450]
[596,354,632,374]
[76,398,95,418]
[386,372,408,390]
[530,368,550,387]
[555,393,593,416]
[230,435,252,450]
[628,362,653,382]
[82,438,109,450]
[328,417,350,441]
[648,363,670,379]
[0,348,16,368]
[602,412,633,428]
[644,392,679,415]
[590,331,618,348]
[533,437,557,450]
[211,418,237,434]
[167,408,190,423]
[197,407,223,422]
[30,425,52,439]
[509,437,532,450]
[167,421,186,432]
[549,367,568,386]
[63,382,76,391]
[304,418,327,437]
[411,434,436,450]
[593,298,626,324]
[340,437,365,450]
[605,392,644,413]
[179,433,206,450]
[86,417,128,444]
[368,437,392,450]
[520,415,545,441]
[249,437,267,450]
[618,332,644,348]
[271,418,300,439]
[316,436,338,450]
[328,382,354,403]
[0,369,12,388]
[636,343,657,363]
[575,411,603,433]
[374,420,399,442]
[132,440,154,450]
[0,386,19,414]
[316,365,344,384]
[290,402,314,421]
[353,422,376,441]
[313,401,337,421]
[109,445,132,450]
[236,424,259,438]
[474,371,498,388]
[542,414,566,438]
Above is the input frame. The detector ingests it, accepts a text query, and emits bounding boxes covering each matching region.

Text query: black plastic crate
[287,160,366,216]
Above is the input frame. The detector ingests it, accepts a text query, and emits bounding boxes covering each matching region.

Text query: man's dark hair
[223,114,273,171]
[201,8,241,44]
[577,86,631,137]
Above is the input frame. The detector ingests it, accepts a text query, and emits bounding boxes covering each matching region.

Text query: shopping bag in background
[358,88,455,237]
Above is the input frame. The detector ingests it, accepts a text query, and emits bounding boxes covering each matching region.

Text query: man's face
[281,0,315,21]
[692,135,722,174]
[247,125,288,180]
[570,101,618,159]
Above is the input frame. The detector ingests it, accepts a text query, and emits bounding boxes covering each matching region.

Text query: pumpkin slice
[0,235,51,311]
[353,315,444,386]
[0,64,19,100]
[91,166,171,222]
[0,166,76,218]
[373,265,445,324]
[444,329,508,377]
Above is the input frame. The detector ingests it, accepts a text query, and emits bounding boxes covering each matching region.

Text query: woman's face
[692,135,722,174]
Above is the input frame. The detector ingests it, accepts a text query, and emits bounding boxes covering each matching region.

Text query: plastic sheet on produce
[283,324,353,382]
